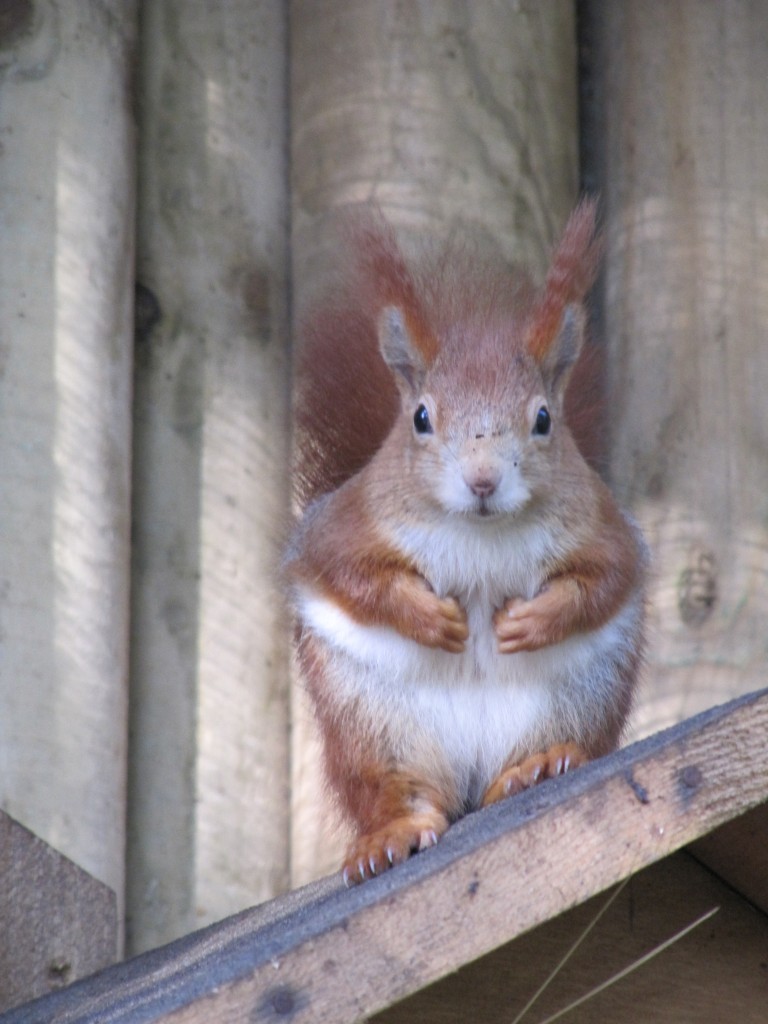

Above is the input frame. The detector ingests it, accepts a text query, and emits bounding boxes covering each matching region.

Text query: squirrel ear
[540,303,586,397]
[378,305,427,394]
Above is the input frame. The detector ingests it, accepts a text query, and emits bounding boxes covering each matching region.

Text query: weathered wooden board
[0,0,135,926]
[128,0,291,954]
[4,688,767,1024]
[580,0,768,737]
[0,811,117,1014]
[692,799,768,916]
[373,851,768,1023]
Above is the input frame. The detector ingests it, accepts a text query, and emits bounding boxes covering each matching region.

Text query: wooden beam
[0,0,136,930]
[5,688,767,1024]
[0,811,116,1014]
[127,0,292,954]
[373,852,768,1023]
[691,799,768,916]
[580,0,768,736]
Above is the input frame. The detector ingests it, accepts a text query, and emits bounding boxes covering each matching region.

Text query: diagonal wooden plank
[691,799,768,916]
[4,687,767,1024]
[0,812,116,1014]
[373,852,768,1024]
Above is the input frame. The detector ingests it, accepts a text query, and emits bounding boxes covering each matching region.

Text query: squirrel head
[371,200,602,520]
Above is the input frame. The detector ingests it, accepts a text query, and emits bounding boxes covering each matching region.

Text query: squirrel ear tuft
[378,305,428,394]
[524,198,600,370]
[540,303,586,396]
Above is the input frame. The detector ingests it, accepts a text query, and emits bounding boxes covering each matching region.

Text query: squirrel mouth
[474,499,498,519]
[465,497,519,521]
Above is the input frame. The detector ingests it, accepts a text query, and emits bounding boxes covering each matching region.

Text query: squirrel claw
[481,743,589,806]
[341,814,448,885]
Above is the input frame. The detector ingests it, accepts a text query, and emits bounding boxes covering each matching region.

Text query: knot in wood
[678,547,718,626]
[680,765,703,791]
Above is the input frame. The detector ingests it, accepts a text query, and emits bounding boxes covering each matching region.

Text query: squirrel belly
[292,500,644,815]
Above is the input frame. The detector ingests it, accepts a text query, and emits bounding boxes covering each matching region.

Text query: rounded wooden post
[127,1,291,953]
[0,1,136,923]
[581,0,768,737]
[289,0,579,884]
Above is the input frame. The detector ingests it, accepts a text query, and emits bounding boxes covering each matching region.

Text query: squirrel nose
[465,467,501,498]
[470,478,497,498]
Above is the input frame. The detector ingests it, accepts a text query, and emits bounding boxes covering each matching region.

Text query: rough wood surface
[580,0,768,739]
[373,852,768,1023]
[127,1,291,954]
[5,687,766,1024]
[290,0,578,300]
[0,811,117,1014]
[692,799,768,916]
[0,0,135,923]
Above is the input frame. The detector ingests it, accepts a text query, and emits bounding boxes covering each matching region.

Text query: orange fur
[482,743,589,806]
[292,483,469,652]
[299,632,459,884]
[524,199,603,362]
[293,201,603,510]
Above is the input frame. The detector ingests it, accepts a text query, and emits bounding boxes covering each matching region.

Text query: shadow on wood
[0,812,116,1015]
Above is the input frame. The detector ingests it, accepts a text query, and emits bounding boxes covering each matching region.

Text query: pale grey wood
[6,687,766,1024]
[581,0,768,739]
[289,0,580,887]
[0,811,116,1015]
[127,1,291,954]
[0,0,136,925]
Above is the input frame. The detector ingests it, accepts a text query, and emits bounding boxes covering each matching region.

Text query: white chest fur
[296,514,639,804]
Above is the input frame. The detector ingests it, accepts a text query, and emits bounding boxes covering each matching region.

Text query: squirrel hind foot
[341,811,449,886]
[481,742,589,807]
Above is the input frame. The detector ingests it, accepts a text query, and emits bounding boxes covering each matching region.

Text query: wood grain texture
[290,0,578,300]
[127,0,291,954]
[0,0,135,924]
[0,811,116,1014]
[373,852,768,1023]
[691,799,768,916]
[5,687,766,1024]
[580,0,768,738]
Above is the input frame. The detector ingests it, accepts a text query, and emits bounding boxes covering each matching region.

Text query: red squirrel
[286,200,647,885]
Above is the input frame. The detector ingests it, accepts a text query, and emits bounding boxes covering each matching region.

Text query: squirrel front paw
[395,575,469,653]
[493,582,577,653]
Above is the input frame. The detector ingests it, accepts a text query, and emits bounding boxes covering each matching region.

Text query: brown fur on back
[293,291,400,507]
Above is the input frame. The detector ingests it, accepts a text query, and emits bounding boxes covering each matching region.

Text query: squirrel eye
[413,403,433,435]
[533,406,551,436]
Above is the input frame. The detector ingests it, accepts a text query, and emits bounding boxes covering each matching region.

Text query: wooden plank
[0,0,136,928]
[373,852,768,1023]
[580,0,768,737]
[691,799,768,916]
[4,688,767,1024]
[0,811,117,1014]
[127,0,291,954]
